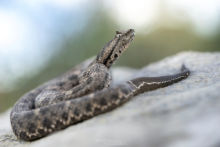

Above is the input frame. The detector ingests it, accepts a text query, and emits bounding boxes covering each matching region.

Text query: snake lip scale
[10,29,190,141]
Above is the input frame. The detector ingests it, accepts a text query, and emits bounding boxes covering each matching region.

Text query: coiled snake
[10,29,190,141]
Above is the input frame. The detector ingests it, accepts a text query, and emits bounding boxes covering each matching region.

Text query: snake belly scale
[10,29,190,141]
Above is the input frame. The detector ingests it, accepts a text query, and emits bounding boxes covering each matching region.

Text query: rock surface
[1,52,220,147]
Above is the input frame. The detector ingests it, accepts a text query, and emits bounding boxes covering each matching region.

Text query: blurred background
[0,0,220,113]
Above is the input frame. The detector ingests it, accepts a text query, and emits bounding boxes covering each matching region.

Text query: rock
[1,51,220,147]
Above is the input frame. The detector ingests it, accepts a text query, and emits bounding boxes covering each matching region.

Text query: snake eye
[116,31,122,38]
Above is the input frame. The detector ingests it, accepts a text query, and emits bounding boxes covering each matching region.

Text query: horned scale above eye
[10,29,190,141]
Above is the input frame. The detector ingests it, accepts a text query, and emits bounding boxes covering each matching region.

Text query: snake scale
[10,29,190,141]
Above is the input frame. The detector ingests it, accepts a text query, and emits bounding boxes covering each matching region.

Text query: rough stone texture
[1,51,220,147]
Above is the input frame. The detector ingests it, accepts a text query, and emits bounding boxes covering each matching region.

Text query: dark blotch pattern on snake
[10,29,190,141]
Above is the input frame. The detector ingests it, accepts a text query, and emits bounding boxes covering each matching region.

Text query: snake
[10,29,190,141]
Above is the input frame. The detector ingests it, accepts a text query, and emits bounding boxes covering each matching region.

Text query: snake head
[96,29,135,68]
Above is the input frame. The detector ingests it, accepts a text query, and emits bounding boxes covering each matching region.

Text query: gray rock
[1,51,220,147]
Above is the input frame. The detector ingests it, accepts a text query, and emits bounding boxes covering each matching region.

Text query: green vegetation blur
[0,10,219,113]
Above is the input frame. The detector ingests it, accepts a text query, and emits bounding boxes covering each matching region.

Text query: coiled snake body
[10,29,190,141]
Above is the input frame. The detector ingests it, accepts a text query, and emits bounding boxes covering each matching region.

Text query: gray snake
[10,29,190,141]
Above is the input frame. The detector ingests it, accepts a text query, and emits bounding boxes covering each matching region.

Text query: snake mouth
[116,29,135,45]
[116,29,135,37]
